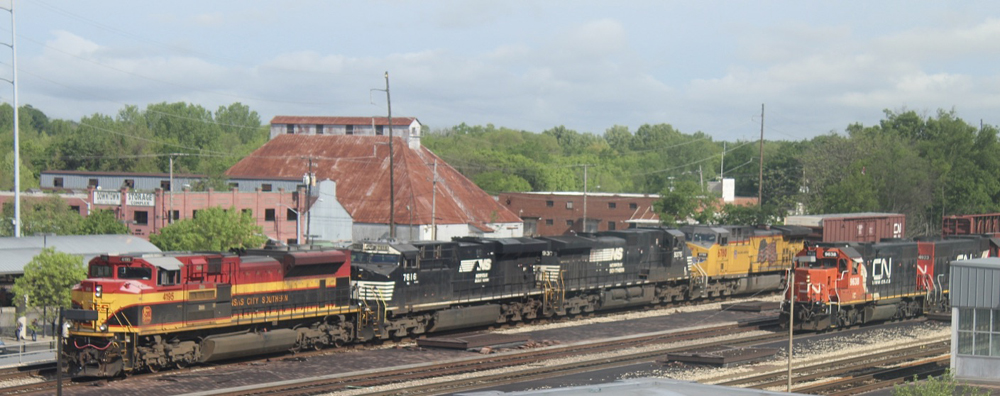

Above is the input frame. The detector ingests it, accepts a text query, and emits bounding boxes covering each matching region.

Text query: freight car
[780,236,991,331]
[65,224,812,377]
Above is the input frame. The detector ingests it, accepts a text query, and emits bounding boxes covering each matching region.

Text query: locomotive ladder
[110,309,137,370]
[542,270,566,316]
[357,287,388,338]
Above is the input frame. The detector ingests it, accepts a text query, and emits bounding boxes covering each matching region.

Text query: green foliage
[655,180,718,225]
[12,248,86,310]
[78,209,130,235]
[1,101,265,190]
[892,369,987,396]
[150,206,267,251]
[0,196,82,237]
[716,204,781,225]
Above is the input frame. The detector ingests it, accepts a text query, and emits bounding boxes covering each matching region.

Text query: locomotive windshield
[351,251,400,266]
[90,265,113,278]
[117,266,152,280]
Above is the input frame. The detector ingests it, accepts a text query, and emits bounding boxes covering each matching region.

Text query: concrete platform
[721,301,780,312]
[417,333,530,350]
[663,346,779,367]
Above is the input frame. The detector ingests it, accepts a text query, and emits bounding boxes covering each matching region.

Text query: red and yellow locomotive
[783,237,990,330]
[66,248,358,377]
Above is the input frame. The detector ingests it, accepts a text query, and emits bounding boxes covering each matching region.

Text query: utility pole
[1,2,19,237]
[431,160,438,240]
[168,153,191,225]
[385,72,395,239]
[787,268,795,392]
[582,164,588,233]
[720,141,726,179]
[758,104,765,207]
[304,157,314,245]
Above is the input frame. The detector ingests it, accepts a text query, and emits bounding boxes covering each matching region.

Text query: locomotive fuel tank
[199,329,299,363]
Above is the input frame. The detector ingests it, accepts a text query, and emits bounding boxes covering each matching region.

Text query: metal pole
[11,1,19,237]
[787,269,794,392]
[305,158,313,245]
[582,165,588,233]
[169,154,174,224]
[758,103,764,207]
[431,160,437,240]
[56,307,62,396]
[386,71,394,239]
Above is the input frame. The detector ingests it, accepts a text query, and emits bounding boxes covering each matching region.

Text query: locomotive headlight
[95,285,103,298]
[99,324,108,332]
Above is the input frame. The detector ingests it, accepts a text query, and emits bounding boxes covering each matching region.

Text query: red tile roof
[270,116,419,126]
[225,135,521,226]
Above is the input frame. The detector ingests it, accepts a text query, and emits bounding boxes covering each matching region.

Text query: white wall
[310,180,353,243]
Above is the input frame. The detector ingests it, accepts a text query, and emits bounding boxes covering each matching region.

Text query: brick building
[499,192,661,236]
[0,185,308,244]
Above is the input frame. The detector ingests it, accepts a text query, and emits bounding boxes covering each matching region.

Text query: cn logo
[811,284,822,294]
[917,264,929,275]
[872,258,892,285]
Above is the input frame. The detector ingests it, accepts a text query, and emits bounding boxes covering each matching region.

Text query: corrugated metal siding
[951,258,1000,308]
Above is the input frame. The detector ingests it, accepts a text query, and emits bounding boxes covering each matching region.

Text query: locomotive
[66,225,812,377]
[781,236,992,331]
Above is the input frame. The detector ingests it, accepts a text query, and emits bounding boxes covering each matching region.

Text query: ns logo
[871,257,892,285]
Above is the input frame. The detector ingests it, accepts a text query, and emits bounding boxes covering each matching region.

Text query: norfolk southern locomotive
[66,225,811,377]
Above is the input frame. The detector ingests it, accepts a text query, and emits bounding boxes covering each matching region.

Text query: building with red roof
[226,133,523,242]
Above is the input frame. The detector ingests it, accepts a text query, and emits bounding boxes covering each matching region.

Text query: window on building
[287,238,298,245]
[171,210,180,220]
[566,201,574,209]
[629,203,638,210]
[566,220,574,226]
[261,184,273,192]
[242,208,252,216]
[376,125,384,135]
[124,179,135,189]
[286,124,294,134]
[316,125,324,135]
[265,208,276,221]
[286,208,298,221]
[70,205,81,214]
[134,211,148,225]
[192,210,199,219]
[608,221,616,230]
[346,125,354,135]
[160,180,171,190]
[88,179,99,187]
[545,219,554,226]
[546,200,554,207]
[608,202,616,209]
[54,177,64,188]
[229,182,239,189]
[957,308,1000,356]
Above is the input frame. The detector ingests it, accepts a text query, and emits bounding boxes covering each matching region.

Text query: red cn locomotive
[782,237,989,331]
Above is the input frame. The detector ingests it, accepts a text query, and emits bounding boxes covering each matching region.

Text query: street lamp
[277,203,301,245]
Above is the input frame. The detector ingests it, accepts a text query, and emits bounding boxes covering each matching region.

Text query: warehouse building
[951,257,1000,382]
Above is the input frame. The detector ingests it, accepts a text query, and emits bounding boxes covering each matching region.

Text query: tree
[655,180,718,225]
[78,209,129,235]
[0,196,81,237]
[12,248,87,325]
[150,206,267,251]
[892,369,987,396]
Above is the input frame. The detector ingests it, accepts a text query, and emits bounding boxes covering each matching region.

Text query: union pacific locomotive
[66,225,812,377]
[781,236,993,331]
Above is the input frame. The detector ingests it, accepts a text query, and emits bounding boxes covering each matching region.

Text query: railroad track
[197,319,783,396]
[711,337,950,395]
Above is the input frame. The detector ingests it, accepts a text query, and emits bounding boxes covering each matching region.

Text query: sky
[3,1,1000,141]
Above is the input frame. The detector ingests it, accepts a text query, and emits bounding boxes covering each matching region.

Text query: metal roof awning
[142,256,183,271]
